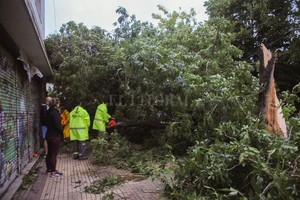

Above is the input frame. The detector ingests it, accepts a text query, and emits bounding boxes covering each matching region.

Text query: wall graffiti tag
[0,46,40,191]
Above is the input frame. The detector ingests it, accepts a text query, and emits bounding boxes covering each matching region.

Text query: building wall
[26,0,46,39]
[0,0,51,195]
[0,44,42,194]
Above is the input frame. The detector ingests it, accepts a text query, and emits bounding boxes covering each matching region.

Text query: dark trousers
[46,136,61,172]
[73,140,87,157]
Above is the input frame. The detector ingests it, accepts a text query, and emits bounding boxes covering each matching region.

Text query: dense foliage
[45,6,259,148]
[45,2,300,199]
[165,115,300,199]
[45,22,118,111]
[205,0,300,92]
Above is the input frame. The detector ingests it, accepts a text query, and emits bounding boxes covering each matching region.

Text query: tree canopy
[205,0,300,91]
[45,6,259,145]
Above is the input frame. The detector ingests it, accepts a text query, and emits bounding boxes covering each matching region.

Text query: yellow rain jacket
[70,106,90,141]
[92,103,111,132]
[61,109,70,139]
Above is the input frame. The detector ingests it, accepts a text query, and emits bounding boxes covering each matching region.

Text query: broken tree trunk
[258,43,287,138]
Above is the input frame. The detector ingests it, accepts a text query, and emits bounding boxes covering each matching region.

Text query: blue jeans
[42,126,47,139]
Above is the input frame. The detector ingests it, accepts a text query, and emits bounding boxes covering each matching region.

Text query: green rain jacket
[70,106,90,141]
[92,103,111,132]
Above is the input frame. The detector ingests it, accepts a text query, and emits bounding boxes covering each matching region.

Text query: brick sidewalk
[12,152,167,200]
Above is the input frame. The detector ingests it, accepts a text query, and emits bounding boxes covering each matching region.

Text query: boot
[78,154,88,160]
[73,152,79,159]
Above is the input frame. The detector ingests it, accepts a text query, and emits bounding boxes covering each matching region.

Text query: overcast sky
[45,0,208,37]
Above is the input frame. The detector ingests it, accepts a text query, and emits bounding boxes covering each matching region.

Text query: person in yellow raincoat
[60,107,70,140]
[92,102,111,133]
[70,104,90,160]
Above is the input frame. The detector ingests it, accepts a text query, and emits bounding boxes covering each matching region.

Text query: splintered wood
[258,43,287,138]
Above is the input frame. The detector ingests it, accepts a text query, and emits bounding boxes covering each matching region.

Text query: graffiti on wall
[0,97,17,187]
[0,51,8,72]
[0,46,40,191]
[18,96,26,158]
[0,99,4,186]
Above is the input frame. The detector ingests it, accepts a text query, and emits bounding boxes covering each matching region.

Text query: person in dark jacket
[46,98,63,176]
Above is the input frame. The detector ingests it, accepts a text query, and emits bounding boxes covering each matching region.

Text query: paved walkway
[11,152,166,200]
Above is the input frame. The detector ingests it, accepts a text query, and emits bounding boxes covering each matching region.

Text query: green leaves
[166,111,300,199]
[206,0,300,92]
[45,22,117,111]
